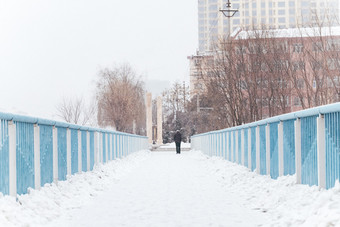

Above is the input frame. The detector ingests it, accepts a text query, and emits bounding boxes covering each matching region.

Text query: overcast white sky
[0,0,197,119]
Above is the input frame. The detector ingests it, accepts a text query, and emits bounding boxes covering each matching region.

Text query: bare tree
[56,96,97,126]
[96,63,145,134]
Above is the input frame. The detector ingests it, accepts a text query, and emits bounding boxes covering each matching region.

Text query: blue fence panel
[238,130,242,164]
[233,131,236,162]
[108,134,111,160]
[39,125,53,186]
[102,133,106,162]
[259,125,266,175]
[0,120,9,195]
[70,129,78,174]
[251,127,256,171]
[244,128,248,167]
[283,119,296,175]
[57,127,67,181]
[81,131,87,172]
[301,116,318,186]
[16,122,34,195]
[270,122,279,179]
[325,112,340,189]
[90,131,94,170]
[228,132,231,160]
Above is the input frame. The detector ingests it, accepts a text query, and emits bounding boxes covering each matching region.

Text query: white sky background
[0,0,197,119]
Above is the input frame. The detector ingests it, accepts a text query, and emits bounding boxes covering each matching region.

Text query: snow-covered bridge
[2,102,340,226]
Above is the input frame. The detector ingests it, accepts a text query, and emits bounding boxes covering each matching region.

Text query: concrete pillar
[317,114,326,188]
[295,118,301,184]
[278,122,284,177]
[146,93,152,144]
[8,121,16,197]
[157,96,163,145]
[34,124,41,190]
[53,127,58,183]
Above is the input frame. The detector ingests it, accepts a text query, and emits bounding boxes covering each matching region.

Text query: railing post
[53,126,58,183]
[106,133,108,162]
[235,131,238,163]
[66,128,71,176]
[241,129,244,166]
[231,131,234,162]
[8,121,16,196]
[87,131,90,171]
[266,124,270,175]
[256,126,260,174]
[317,114,326,188]
[78,130,82,173]
[222,132,226,159]
[94,131,98,165]
[34,124,41,190]
[278,121,284,177]
[226,131,229,161]
[248,128,251,170]
[295,118,301,184]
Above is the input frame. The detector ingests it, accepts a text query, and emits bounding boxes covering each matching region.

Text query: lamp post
[219,0,239,38]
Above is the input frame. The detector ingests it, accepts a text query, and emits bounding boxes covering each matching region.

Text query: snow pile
[193,151,340,226]
[1,149,340,226]
[0,150,151,227]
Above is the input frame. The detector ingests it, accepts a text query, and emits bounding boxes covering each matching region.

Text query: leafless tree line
[56,63,146,135]
[198,25,340,129]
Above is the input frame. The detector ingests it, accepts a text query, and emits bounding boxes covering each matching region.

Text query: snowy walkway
[50,151,267,226]
[2,149,340,226]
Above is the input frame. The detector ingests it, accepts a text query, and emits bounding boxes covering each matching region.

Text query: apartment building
[190,26,340,119]
[199,0,340,53]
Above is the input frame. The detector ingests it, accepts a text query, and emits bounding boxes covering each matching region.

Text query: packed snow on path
[159,142,191,149]
[0,150,340,226]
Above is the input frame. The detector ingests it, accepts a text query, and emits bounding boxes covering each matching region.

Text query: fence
[0,112,148,196]
[191,102,340,189]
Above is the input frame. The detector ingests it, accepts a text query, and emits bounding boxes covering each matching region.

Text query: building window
[278,10,285,15]
[297,79,305,88]
[301,1,310,7]
[293,43,303,53]
[278,2,285,7]
[252,2,257,8]
[261,2,265,8]
[261,10,266,16]
[294,97,302,106]
[253,10,257,16]
[234,19,240,25]
[278,17,286,23]
[289,9,295,15]
[289,1,295,7]
[209,5,218,10]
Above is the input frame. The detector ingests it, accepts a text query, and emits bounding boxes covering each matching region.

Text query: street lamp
[219,0,239,37]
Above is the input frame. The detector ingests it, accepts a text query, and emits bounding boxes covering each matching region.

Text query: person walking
[174,130,182,154]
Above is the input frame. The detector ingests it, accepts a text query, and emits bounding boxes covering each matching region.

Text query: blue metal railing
[0,111,148,196]
[191,102,340,189]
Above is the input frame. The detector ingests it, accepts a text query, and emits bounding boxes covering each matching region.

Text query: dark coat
[174,131,182,143]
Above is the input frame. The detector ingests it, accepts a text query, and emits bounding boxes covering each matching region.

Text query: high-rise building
[198,0,340,53]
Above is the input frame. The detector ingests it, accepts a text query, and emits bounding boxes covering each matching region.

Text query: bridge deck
[50,151,267,226]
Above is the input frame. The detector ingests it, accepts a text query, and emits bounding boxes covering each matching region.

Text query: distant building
[198,0,340,53]
[189,26,340,119]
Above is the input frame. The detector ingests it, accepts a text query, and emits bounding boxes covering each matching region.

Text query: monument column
[146,93,152,144]
[157,96,163,144]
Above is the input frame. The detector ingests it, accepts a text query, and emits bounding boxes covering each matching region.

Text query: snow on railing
[191,102,340,189]
[0,112,148,196]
